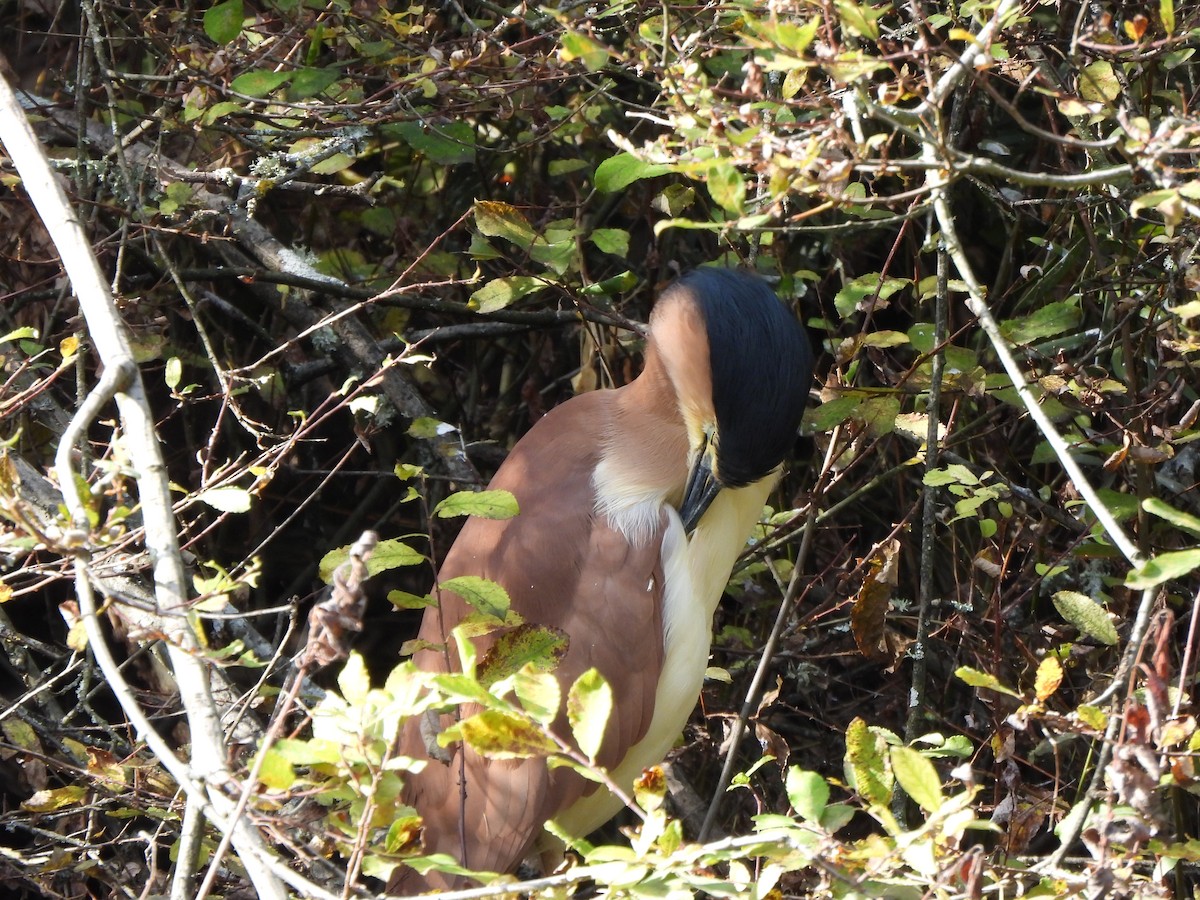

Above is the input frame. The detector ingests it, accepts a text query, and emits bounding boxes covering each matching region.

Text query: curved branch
[0,64,289,900]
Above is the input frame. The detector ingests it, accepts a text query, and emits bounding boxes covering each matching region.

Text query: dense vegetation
[1,0,1199,896]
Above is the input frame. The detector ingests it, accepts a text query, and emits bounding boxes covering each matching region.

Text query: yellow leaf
[1034,656,1063,701]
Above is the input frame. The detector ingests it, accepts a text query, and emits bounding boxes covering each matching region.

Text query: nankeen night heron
[391,267,813,890]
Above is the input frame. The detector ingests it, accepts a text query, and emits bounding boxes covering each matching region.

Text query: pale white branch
[0,67,290,900]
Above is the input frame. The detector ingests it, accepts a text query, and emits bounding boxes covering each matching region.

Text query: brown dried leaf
[851,539,901,663]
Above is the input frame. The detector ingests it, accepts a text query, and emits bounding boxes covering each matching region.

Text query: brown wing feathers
[392,392,667,890]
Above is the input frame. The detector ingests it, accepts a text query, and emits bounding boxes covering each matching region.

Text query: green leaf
[706,160,745,214]
[860,330,910,349]
[654,183,695,216]
[474,200,537,249]
[337,652,371,705]
[201,100,243,125]
[476,624,568,687]
[390,121,477,165]
[857,395,901,436]
[230,70,291,98]
[590,228,630,257]
[594,153,676,192]
[469,275,549,313]
[459,710,558,759]
[955,666,1020,698]
[890,746,944,813]
[580,271,638,296]
[1161,0,1176,34]
[559,30,611,71]
[833,0,888,40]
[317,538,424,584]
[834,274,911,318]
[513,668,562,725]
[1131,189,1184,229]
[803,394,860,432]
[286,67,341,101]
[785,768,829,822]
[369,538,426,574]
[0,326,38,344]
[197,485,253,513]
[268,737,343,765]
[999,300,1082,345]
[434,489,519,519]
[844,717,891,807]
[203,0,244,44]
[528,237,576,276]
[387,589,435,610]
[254,748,296,790]
[23,785,87,812]
[1051,590,1119,645]
[1127,549,1200,590]
[568,668,613,762]
[1143,498,1200,538]
[746,15,820,55]
[439,575,511,620]
[164,356,182,390]
[1078,60,1121,104]
[923,464,979,487]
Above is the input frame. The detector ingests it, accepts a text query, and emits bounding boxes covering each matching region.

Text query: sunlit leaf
[706,160,745,214]
[834,274,911,318]
[559,30,611,71]
[1143,498,1200,537]
[165,356,182,390]
[337,652,371,705]
[23,786,86,812]
[1078,60,1121,104]
[476,624,568,687]
[594,153,676,192]
[999,300,1082,345]
[785,767,829,822]
[434,489,519,519]
[474,200,537,248]
[844,717,891,806]
[318,538,424,583]
[198,485,253,513]
[833,0,888,40]
[1161,0,1176,34]
[439,575,511,620]
[891,746,943,813]
[955,666,1020,698]
[1051,591,1119,645]
[1034,656,1063,701]
[469,275,549,313]
[255,748,296,790]
[590,228,630,257]
[459,710,558,759]
[1127,550,1200,590]
[568,668,612,761]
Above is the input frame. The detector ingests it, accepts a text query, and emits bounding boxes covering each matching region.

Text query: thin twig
[904,225,948,745]
[698,435,837,841]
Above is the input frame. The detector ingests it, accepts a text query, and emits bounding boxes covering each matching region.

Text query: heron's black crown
[680,268,813,488]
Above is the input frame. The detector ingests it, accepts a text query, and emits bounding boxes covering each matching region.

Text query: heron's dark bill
[680,453,721,533]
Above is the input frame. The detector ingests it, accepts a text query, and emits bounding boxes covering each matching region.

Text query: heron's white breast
[552,477,774,839]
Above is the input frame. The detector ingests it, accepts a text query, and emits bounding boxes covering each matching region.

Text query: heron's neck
[591,346,689,546]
